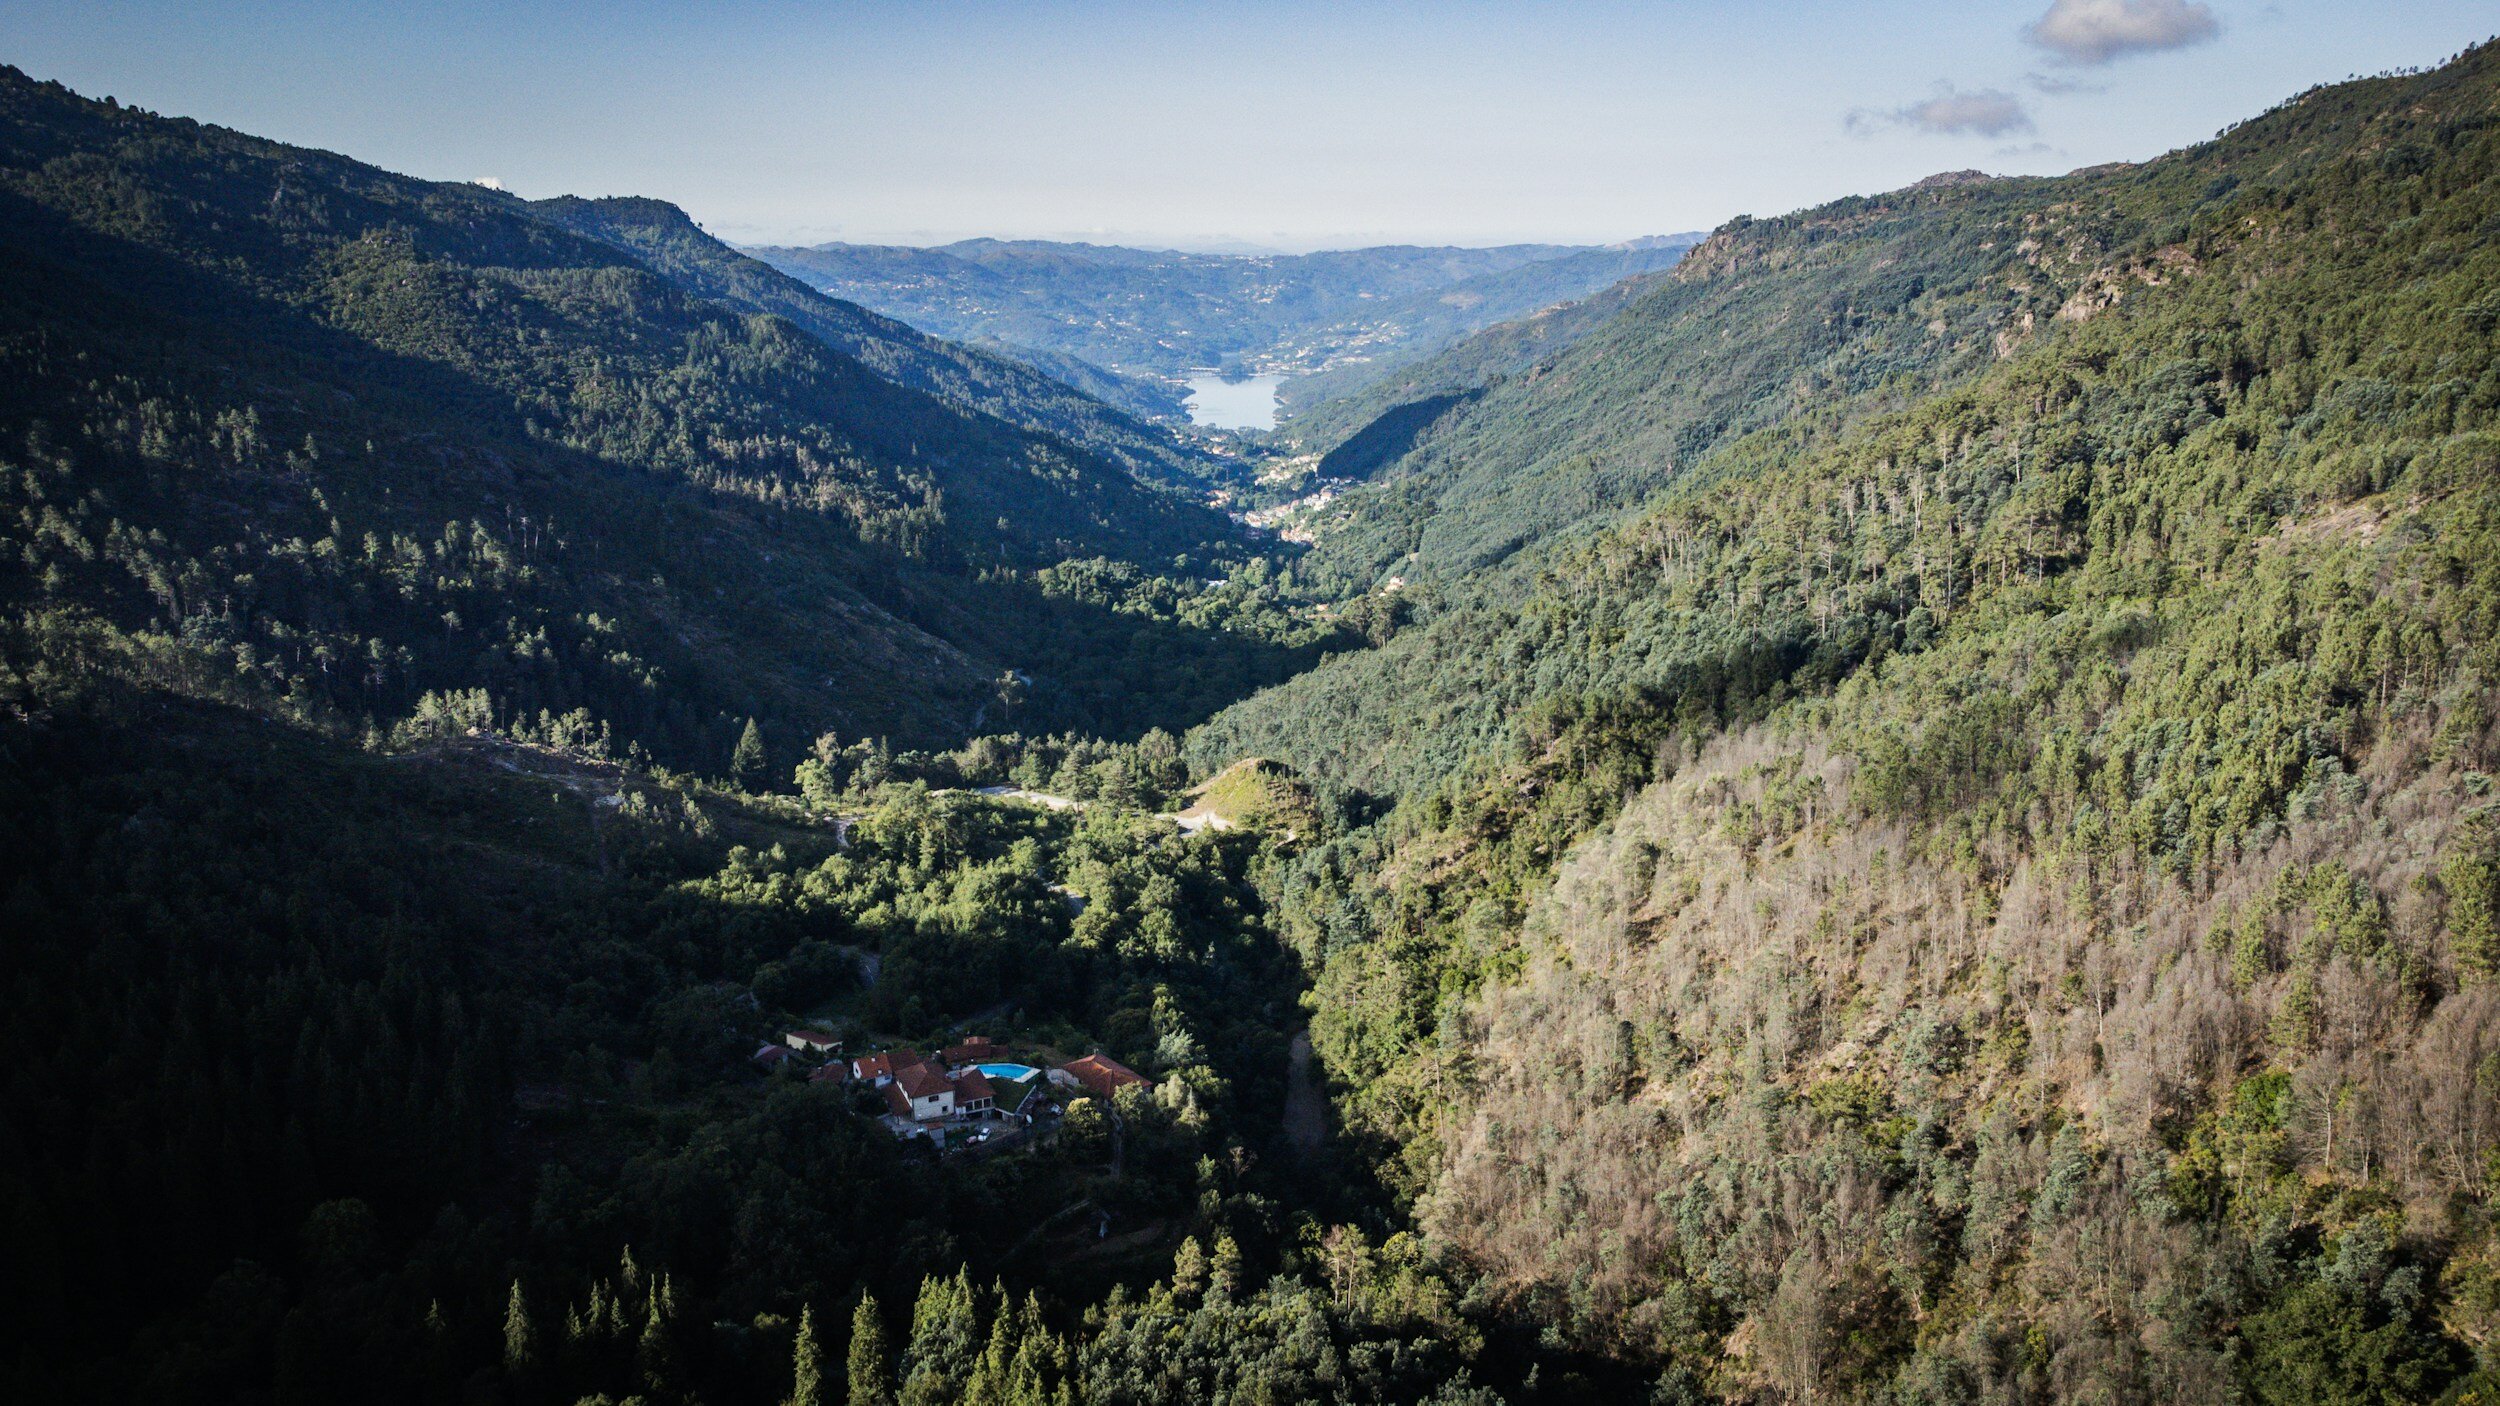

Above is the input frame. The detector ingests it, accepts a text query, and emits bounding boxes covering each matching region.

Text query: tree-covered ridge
[1217,39,2500,1403]
[1267,171,2076,601]
[1200,39,2500,798]
[524,196,1234,495]
[0,70,1212,565]
[1271,261,1685,468]
[1277,39,2500,612]
[0,65,1344,770]
[1266,238,1706,420]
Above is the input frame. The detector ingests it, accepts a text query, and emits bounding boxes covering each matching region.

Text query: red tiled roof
[854,1049,920,1081]
[1060,1054,1145,1099]
[895,1061,952,1100]
[753,1045,794,1066]
[943,1036,998,1063]
[808,1063,848,1084]
[953,1069,995,1102]
[883,1082,912,1118]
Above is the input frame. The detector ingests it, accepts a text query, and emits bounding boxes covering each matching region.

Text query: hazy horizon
[5,1,2494,250]
[729,230,1718,257]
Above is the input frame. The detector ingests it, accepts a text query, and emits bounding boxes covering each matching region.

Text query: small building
[1058,1053,1147,1100]
[943,1036,1000,1066]
[752,1044,796,1070]
[885,1061,957,1122]
[808,1062,849,1086]
[784,1030,842,1055]
[952,1068,995,1114]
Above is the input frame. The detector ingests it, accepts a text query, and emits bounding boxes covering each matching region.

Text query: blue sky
[3,1,2491,250]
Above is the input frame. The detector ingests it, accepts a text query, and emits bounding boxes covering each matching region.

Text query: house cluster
[848,1040,1003,1124]
[753,1029,1149,1147]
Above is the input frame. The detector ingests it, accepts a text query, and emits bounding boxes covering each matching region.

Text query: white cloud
[1854,85,2036,139]
[471,177,505,191]
[2025,0,2220,66]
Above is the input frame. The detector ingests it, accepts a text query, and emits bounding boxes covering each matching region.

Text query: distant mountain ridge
[527,197,1233,492]
[746,233,1704,412]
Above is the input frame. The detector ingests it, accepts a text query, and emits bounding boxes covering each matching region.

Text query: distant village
[752,1030,1147,1152]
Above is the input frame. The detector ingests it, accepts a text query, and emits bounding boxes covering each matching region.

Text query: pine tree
[901,1271,979,1406]
[789,1305,827,1406]
[1169,1236,1207,1304]
[639,1292,679,1398]
[962,1298,1019,1406]
[503,1279,534,1372]
[998,1294,1057,1406]
[1209,1233,1244,1304]
[732,717,768,790]
[847,1293,896,1406]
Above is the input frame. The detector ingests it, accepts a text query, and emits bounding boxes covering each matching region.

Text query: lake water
[1183,373,1282,431]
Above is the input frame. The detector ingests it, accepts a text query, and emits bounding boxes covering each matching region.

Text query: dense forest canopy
[7,35,2500,1406]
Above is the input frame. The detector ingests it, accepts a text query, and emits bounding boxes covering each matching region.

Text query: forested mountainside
[1201,43,2500,796]
[526,198,1229,494]
[1273,260,1689,462]
[1201,40,2500,1404]
[0,66,1343,769]
[1275,168,2139,602]
[9,34,2500,1406]
[745,235,1698,398]
[1266,238,1707,421]
[963,336,1193,425]
[0,63,1495,1406]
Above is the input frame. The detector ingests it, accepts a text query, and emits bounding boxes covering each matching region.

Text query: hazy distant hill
[746,234,1700,407]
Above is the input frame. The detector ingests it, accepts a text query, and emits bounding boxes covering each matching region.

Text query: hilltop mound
[1173,757,1322,835]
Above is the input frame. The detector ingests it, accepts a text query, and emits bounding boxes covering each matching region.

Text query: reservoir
[1183,372,1281,431]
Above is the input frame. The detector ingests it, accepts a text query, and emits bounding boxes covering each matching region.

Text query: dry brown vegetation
[1429,696,2500,1395]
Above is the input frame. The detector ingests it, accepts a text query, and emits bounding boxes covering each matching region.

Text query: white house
[885,1062,957,1122]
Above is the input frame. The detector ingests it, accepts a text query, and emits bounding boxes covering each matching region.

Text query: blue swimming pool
[977,1062,1041,1081]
